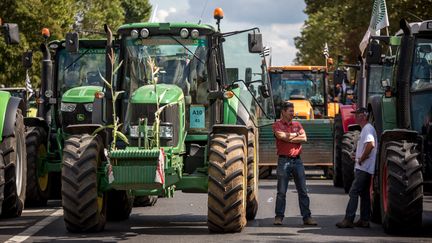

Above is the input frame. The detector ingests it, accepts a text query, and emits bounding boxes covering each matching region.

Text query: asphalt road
[1,179,432,242]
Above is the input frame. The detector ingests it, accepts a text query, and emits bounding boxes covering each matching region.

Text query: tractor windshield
[271,71,324,107]
[123,36,208,98]
[411,38,432,91]
[57,48,106,93]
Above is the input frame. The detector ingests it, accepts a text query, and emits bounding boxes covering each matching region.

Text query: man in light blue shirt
[336,107,377,228]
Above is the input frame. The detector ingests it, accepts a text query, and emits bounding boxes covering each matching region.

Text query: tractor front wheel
[133,196,158,207]
[380,140,423,234]
[0,109,26,218]
[246,130,258,220]
[25,126,49,206]
[62,134,107,232]
[208,133,247,233]
[341,130,359,193]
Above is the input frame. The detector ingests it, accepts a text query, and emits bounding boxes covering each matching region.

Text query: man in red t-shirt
[273,101,317,226]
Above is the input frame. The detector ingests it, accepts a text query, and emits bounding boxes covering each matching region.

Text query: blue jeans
[275,156,311,220]
[345,169,372,222]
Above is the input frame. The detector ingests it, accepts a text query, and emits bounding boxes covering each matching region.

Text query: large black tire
[341,130,360,193]
[25,126,50,206]
[380,140,423,234]
[0,109,27,218]
[208,133,247,233]
[0,151,5,215]
[62,134,107,232]
[133,196,158,207]
[107,190,133,221]
[332,115,343,187]
[246,130,258,220]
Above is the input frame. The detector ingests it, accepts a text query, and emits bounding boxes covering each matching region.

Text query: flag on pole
[25,70,34,100]
[260,46,271,57]
[359,0,389,54]
[323,42,329,59]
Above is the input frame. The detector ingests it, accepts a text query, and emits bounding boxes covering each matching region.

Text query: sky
[148,0,307,66]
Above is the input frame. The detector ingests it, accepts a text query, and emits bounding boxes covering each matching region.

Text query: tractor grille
[62,104,92,129]
[130,103,180,147]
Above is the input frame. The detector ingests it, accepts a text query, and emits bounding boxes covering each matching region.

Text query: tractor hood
[289,99,313,119]
[61,86,103,103]
[131,84,183,104]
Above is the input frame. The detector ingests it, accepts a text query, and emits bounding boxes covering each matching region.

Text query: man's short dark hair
[281,101,294,109]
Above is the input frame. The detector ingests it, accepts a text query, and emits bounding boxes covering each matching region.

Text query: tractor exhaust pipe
[38,43,53,124]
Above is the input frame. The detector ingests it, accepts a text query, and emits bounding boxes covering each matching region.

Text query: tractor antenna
[198,0,209,24]
[406,11,423,22]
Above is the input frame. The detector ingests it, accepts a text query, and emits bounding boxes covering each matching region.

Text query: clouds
[149,0,307,65]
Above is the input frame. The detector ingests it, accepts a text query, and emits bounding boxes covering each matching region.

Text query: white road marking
[5,209,63,243]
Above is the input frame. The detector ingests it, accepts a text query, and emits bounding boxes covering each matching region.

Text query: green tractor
[0,21,27,217]
[61,10,274,233]
[23,32,110,206]
[361,19,432,233]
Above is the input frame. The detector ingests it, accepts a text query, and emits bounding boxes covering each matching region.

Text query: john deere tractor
[357,19,432,233]
[22,32,110,206]
[60,9,274,233]
[0,21,27,217]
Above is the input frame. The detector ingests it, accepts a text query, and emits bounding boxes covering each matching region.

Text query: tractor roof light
[130,29,139,38]
[42,28,50,39]
[214,8,224,20]
[191,29,199,39]
[223,91,234,99]
[180,28,189,39]
[140,28,149,38]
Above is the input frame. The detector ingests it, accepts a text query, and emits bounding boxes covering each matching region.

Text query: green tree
[121,0,152,23]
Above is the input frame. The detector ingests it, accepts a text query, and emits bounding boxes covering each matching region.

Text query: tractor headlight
[160,123,173,139]
[60,102,76,112]
[84,103,93,112]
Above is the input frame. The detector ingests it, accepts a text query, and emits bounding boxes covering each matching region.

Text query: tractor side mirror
[3,23,20,44]
[22,51,33,69]
[65,32,79,53]
[248,32,263,53]
[365,41,382,65]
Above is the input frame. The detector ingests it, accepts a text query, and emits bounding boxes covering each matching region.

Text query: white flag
[25,70,34,99]
[359,0,389,54]
[323,42,329,59]
[154,148,165,184]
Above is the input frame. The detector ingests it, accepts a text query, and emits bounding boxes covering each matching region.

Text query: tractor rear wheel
[62,134,107,232]
[25,126,50,206]
[246,130,258,220]
[0,110,26,218]
[107,190,133,221]
[341,130,359,193]
[258,166,272,179]
[380,140,422,234]
[133,196,158,207]
[208,133,247,233]
[332,115,343,187]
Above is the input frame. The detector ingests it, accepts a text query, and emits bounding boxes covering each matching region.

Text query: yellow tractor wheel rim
[97,195,103,212]
[38,145,49,191]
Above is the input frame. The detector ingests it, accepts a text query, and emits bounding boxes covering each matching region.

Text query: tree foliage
[295,0,432,65]
[0,0,151,87]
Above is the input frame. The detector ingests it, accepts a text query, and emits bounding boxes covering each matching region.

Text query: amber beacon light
[213,8,224,20]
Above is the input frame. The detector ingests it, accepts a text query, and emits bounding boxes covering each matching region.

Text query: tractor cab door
[219,30,275,126]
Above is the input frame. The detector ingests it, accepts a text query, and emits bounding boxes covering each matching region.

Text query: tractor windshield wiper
[64,49,90,71]
[168,36,204,65]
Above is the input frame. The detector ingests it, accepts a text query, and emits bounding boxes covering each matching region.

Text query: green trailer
[61,10,275,233]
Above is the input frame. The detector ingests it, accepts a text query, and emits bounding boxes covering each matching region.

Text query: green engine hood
[62,86,103,103]
[131,84,183,104]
